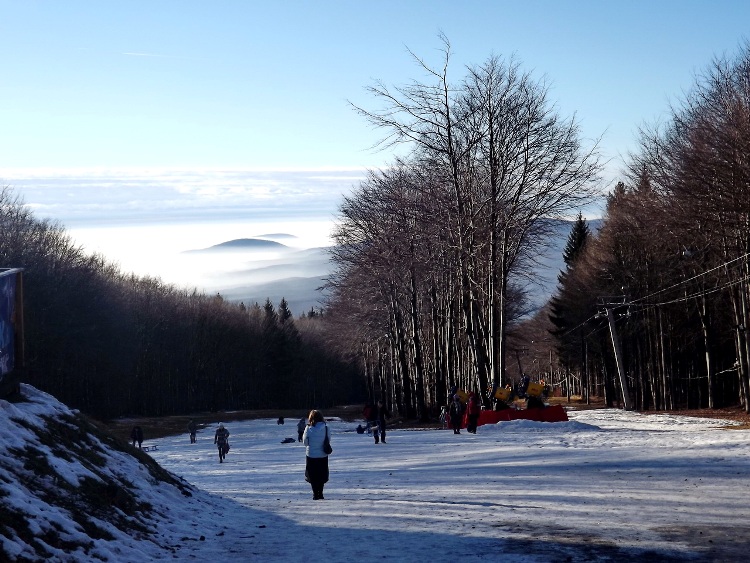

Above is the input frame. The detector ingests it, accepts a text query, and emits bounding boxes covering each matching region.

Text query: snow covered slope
[3,384,749,562]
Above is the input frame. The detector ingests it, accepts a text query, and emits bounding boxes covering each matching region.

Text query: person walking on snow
[374,400,389,444]
[187,419,197,443]
[130,426,143,448]
[466,392,481,434]
[449,395,464,434]
[297,416,306,442]
[214,422,230,463]
[302,410,330,500]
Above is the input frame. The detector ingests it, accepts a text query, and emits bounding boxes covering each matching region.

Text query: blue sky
[2,1,748,173]
[1,0,749,264]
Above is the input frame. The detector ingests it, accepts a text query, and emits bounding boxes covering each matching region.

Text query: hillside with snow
[0,385,229,561]
[3,383,750,562]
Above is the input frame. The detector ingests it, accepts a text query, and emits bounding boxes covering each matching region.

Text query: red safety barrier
[477,404,568,426]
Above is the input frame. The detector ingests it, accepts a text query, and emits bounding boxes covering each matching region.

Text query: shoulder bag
[323,424,333,455]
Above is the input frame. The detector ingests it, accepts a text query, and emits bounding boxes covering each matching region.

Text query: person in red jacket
[362,402,375,434]
[466,392,481,434]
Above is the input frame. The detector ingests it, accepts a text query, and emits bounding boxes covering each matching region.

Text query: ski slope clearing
[2,385,749,562]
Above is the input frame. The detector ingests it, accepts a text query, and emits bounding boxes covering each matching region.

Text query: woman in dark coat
[187,419,197,443]
[302,410,330,500]
[375,400,389,444]
[214,422,230,463]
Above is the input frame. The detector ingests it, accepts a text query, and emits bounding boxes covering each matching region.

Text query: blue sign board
[0,270,19,379]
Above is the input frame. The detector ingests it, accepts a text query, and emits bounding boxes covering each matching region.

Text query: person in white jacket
[302,410,330,500]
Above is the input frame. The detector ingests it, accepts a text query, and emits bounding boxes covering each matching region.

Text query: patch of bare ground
[656,523,750,562]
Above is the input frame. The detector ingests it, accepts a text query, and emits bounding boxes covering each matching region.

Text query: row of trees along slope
[0,186,362,418]
[547,43,750,413]
[324,37,602,421]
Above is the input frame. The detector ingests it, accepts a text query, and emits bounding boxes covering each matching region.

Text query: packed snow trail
[150,409,750,562]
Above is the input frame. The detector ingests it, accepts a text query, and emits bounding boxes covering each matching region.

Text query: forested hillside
[323,41,750,418]
[0,187,363,419]
[545,46,750,412]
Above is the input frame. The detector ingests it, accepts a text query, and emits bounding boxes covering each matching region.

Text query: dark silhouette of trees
[330,38,750,417]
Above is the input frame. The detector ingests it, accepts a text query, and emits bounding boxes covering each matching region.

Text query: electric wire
[634,272,750,308]
[629,250,750,305]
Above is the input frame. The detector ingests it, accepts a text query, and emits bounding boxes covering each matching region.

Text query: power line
[635,272,750,309]
[539,251,750,344]
[629,250,750,306]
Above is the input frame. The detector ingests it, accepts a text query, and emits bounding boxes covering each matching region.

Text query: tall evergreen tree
[549,212,592,371]
[277,298,293,324]
[562,212,590,270]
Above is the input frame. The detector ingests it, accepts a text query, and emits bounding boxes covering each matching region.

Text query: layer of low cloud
[1,167,366,227]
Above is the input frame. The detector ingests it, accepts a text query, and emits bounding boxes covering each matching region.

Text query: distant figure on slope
[130,425,143,448]
[297,416,307,442]
[439,405,449,429]
[214,422,230,463]
[374,400,390,444]
[449,395,464,434]
[466,392,481,434]
[187,419,197,444]
[302,410,330,500]
[277,416,285,425]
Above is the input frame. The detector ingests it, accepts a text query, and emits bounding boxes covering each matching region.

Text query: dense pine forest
[0,187,363,419]
[4,41,750,422]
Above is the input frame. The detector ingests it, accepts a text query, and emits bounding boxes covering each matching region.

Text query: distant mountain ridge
[194,220,601,316]
[220,276,328,313]
[204,245,331,313]
[184,238,289,253]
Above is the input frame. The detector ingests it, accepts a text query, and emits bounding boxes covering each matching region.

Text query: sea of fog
[57,217,334,317]
[4,167,351,313]
[67,219,335,285]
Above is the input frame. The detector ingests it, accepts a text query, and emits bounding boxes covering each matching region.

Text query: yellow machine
[494,386,513,402]
[525,382,545,398]
[455,389,469,403]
